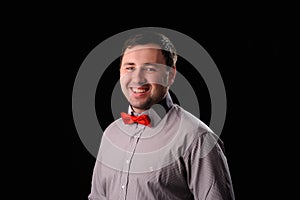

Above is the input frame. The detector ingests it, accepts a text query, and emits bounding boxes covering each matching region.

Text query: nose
[132,67,147,85]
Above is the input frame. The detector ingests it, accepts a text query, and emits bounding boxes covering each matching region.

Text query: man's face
[120,44,175,113]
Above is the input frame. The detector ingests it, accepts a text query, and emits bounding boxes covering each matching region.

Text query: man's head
[120,31,177,113]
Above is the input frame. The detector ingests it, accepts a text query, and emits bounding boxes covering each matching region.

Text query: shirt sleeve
[184,131,235,200]
[88,159,107,200]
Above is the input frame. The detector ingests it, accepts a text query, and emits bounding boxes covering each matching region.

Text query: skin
[120,44,176,113]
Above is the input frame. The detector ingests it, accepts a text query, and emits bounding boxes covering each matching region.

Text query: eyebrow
[144,63,159,67]
[121,62,167,68]
[122,62,135,66]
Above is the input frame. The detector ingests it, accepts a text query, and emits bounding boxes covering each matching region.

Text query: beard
[129,97,153,111]
[128,88,167,112]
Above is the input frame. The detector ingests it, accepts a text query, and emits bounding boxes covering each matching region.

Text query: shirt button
[121,185,125,189]
[126,160,130,164]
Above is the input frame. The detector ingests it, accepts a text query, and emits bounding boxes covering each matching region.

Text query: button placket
[120,127,145,200]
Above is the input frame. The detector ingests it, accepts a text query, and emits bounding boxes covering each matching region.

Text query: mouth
[130,85,151,96]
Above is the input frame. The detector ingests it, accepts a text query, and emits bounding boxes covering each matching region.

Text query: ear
[168,66,176,86]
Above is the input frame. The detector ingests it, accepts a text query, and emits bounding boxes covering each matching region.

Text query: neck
[148,92,174,119]
[157,92,174,113]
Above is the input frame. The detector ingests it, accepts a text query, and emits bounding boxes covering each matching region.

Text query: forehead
[122,44,165,64]
[123,43,162,55]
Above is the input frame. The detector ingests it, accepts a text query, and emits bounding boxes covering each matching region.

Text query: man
[88,31,235,200]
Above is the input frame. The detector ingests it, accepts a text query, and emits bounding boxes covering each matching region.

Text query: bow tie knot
[121,112,151,126]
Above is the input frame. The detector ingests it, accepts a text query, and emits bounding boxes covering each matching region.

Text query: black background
[49,15,298,200]
[3,4,298,199]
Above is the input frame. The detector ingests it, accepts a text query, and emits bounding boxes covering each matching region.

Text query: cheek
[151,84,167,94]
[120,81,130,97]
[120,74,130,86]
[147,73,169,86]
[120,70,126,79]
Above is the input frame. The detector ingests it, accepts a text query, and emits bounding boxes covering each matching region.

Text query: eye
[144,66,157,72]
[125,67,135,71]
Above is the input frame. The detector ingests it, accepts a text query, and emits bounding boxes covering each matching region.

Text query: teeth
[132,88,147,93]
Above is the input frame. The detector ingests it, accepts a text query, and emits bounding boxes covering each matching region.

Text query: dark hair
[120,31,177,68]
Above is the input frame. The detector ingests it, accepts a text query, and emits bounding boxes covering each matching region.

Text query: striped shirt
[88,95,235,200]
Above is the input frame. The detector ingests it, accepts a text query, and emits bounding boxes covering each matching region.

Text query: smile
[130,86,150,94]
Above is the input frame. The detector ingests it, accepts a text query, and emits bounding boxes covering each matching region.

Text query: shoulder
[171,105,223,158]
[173,104,213,135]
[102,118,123,135]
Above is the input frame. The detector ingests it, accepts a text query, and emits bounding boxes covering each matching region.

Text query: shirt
[88,94,235,200]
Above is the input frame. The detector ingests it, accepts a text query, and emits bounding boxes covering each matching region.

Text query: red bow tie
[120,112,151,127]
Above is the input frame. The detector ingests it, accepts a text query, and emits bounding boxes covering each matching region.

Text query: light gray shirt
[88,97,235,200]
